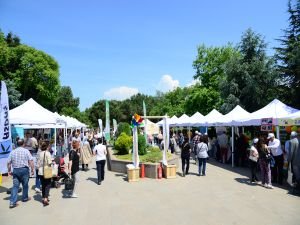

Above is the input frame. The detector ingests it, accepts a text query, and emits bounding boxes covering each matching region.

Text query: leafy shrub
[146,146,161,153]
[138,134,147,155]
[114,132,133,155]
[117,122,132,137]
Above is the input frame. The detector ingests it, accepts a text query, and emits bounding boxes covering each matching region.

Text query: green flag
[105,100,110,141]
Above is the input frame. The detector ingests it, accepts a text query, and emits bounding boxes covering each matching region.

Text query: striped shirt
[8,147,33,169]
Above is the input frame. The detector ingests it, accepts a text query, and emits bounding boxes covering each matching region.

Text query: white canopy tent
[213,105,251,127]
[236,99,299,126]
[192,109,223,127]
[157,115,178,127]
[175,114,191,126]
[10,98,64,126]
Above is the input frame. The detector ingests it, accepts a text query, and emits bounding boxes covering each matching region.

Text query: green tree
[193,44,239,89]
[55,86,79,113]
[2,80,24,109]
[275,0,300,108]
[0,30,60,110]
[220,28,279,113]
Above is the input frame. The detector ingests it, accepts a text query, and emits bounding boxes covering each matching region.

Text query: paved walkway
[1,159,299,225]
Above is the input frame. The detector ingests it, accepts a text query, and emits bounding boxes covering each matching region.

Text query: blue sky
[0,0,288,111]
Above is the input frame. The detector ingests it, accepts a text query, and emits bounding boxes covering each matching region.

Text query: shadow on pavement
[0,186,9,194]
[114,173,127,181]
[234,178,259,186]
[86,177,98,184]
[33,194,43,203]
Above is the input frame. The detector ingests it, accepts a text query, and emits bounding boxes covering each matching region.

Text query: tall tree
[275,0,300,108]
[220,28,279,113]
[55,86,79,113]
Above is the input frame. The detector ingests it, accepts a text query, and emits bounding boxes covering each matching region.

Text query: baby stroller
[51,156,69,188]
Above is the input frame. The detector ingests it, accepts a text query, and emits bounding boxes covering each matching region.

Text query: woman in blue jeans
[196,136,209,176]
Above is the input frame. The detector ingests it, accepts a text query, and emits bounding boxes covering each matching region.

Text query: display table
[127,164,140,182]
[163,164,177,179]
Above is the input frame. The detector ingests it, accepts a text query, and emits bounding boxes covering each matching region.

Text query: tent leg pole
[232,126,234,168]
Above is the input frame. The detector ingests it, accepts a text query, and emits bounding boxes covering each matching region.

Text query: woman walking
[181,137,191,177]
[196,136,209,176]
[93,138,107,185]
[257,138,273,189]
[249,138,259,183]
[37,141,52,206]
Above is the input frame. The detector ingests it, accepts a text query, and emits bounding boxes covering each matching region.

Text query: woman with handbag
[249,138,259,183]
[37,141,53,206]
[257,138,273,189]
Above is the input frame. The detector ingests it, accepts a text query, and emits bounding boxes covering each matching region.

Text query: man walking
[288,131,300,191]
[7,139,34,208]
[267,133,284,185]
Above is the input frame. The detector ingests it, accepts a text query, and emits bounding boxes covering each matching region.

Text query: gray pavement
[1,159,299,225]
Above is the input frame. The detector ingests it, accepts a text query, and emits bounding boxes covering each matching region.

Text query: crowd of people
[6,127,300,209]
[169,129,300,193]
[7,129,107,208]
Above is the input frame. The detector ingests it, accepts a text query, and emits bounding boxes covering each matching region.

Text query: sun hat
[253,138,259,144]
[267,133,275,139]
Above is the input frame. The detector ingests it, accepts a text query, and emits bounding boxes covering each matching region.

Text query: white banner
[132,126,139,168]
[0,81,12,173]
[98,119,103,134]
[162,117,169,165]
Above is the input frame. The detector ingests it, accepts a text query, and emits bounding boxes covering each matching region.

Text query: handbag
[65,176,74,190]
[249,155,258,162]
[43,152,53,179]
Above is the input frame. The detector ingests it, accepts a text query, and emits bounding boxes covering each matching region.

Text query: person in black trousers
[37,141,52,206]
[181,137,191,177]
[93,138,107,185]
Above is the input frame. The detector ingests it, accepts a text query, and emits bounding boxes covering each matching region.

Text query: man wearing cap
[267,133,284,185]
[288,131,300,190]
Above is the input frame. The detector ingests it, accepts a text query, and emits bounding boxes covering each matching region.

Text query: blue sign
[0,139,12,159]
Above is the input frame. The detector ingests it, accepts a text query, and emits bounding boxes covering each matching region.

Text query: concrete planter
[107,147,179,179]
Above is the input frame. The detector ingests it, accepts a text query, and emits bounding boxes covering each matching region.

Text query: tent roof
[237,99,299,126]
[175,114,191,126]
[214,105,251,126]
[279,110,300,119]
[197,109,223,126]
[10,98,60,125]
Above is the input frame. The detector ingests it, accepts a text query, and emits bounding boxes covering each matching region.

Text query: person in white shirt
[267,133,284,185]
[217,131,228,163]
[249,138,259,183]
[93,138,107,185]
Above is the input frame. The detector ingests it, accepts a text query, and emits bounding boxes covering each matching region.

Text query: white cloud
[104,86,139,100]
[157,74,179,92]
[186,79,201,87]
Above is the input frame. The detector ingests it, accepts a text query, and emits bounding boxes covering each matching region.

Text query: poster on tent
[0,81,12,173]
[261,118,273,132]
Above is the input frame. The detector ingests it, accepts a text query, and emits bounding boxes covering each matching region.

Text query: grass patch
[113,146,173,163]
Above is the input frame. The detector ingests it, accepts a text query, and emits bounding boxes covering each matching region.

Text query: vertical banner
[0,81,12,173]
[113,119,117,136]
[98,119,103,136]
[162,117,169,165]
[132,126,140,168]
[143,100,147,143]
[105,100,110,141]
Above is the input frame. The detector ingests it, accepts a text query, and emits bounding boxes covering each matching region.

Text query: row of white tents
[157,99,300,128]
[10,98,87,129]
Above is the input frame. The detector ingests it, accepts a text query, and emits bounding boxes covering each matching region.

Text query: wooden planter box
[163,164,177,179]
[127,167,140,182]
